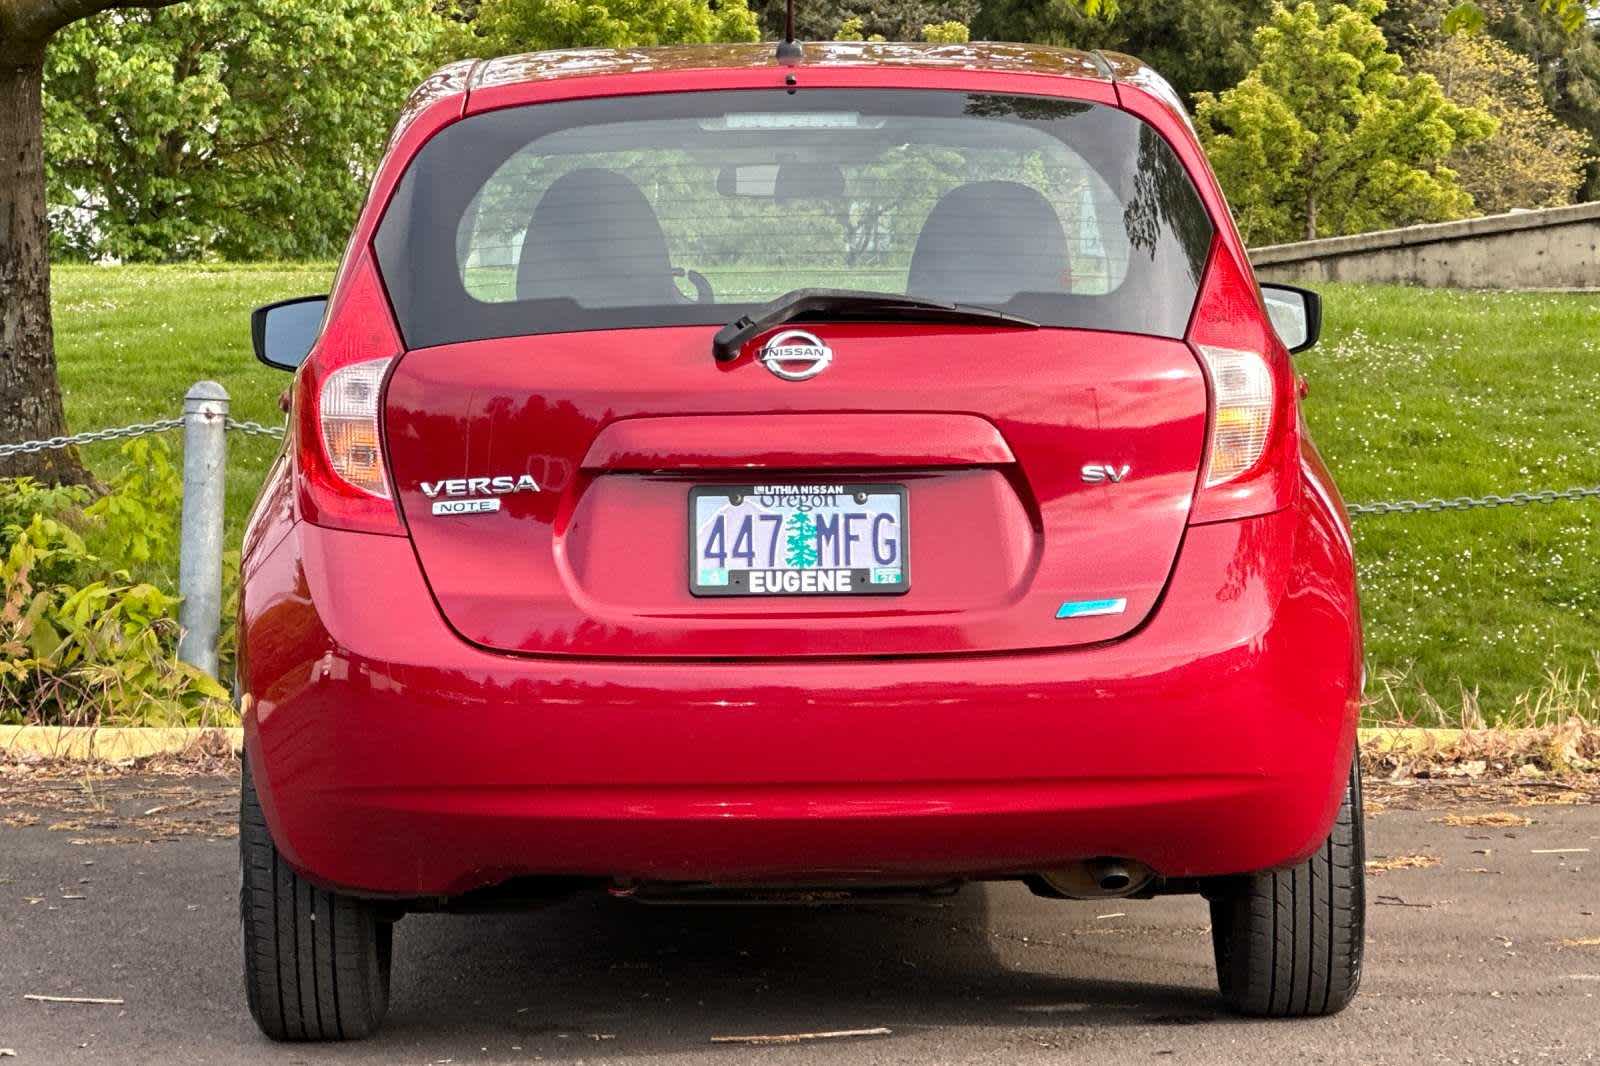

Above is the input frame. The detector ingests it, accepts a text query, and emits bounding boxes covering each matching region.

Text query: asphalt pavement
[1,773,1597,1064]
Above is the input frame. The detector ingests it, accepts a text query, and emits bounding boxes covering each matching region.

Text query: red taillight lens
[1188,243,1298,524]
[293,254,405,535]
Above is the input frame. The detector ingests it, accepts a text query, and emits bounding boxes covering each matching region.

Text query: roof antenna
[775,0,803,65]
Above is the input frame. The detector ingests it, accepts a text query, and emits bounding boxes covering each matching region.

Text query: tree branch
[6,0,186,50]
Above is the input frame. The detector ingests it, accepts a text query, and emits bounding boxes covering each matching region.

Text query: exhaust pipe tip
[1031,858,1155,900]
[1096,867,1133,893]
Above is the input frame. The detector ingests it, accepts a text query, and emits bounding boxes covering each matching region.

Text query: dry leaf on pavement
[1432,812,1532,827]
[1367,854,1441,873]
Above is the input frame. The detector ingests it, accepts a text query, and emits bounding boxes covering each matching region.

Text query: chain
[3,416,1598,518]
[0,419,184,459]
[1348,485,1600,516]
[225,417,287,439]
[0,415,285,460]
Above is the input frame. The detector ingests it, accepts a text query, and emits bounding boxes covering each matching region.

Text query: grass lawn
[45,266,1600,725]
[1297,285,1600,725]
[52,263,334,565]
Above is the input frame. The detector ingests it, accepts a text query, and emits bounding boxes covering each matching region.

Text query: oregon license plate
[689,483,909,597]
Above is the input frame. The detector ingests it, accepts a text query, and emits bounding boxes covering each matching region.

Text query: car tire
[239,757,392,1040]
[1209,759,1365,1017]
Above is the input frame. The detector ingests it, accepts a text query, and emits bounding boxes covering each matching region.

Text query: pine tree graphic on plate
[783,511,818,568]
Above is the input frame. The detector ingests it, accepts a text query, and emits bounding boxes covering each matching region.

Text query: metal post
[178,381,229,677]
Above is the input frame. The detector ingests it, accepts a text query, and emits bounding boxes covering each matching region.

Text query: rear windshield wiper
[712,288,1038,362]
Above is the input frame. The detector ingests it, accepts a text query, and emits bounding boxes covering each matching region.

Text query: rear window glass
[374,89,1214,349]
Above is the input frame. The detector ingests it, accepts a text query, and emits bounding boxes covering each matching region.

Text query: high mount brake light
[292,254,405,535]
[1187,243,1298,525]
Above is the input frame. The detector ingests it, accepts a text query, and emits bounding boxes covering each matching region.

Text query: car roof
[466,42,1117,92]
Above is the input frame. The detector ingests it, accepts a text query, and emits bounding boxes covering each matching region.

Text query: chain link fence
[7,383,1600,674]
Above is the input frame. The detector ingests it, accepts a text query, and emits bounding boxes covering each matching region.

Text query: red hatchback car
[240,41,1364,1039]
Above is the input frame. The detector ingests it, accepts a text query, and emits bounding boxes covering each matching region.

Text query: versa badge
[423,474,540,515]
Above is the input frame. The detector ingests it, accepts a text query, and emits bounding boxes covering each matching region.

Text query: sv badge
[1080,463,1131,484]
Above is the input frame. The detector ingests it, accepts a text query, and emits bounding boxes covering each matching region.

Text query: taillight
[1188,243,1298,524]
[292,254,405,535]
[1197,346,1273,486]
[319,359,392,497]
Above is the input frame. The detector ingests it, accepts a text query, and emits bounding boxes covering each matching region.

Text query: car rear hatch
[385,321,1204,657]
[373,84,1216,659]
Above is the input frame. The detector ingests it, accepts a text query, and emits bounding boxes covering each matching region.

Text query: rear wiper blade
[712,287,1038,363]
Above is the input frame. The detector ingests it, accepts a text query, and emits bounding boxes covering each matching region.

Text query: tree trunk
[0,48,90,485]
[1304,190,1318,242]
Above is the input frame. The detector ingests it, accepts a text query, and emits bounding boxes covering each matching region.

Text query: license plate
[689,483,909,597]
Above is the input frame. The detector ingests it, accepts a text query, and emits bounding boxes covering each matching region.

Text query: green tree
[476,0,760,54]
[922,19,971,41]
[754,0,855,39]
[2,0,190,485]
[782,513,818,568]
[973,0,1275,101]
[1414,27,1589,213]
[44,0,457,262]
[973,0,1584,105]
[1446,0,1600,198]
[1376,0,1480,52]
[1539,0,1585,31]
[834,14,881,39]
[1194,0,1494,245]
[760,0,978,44]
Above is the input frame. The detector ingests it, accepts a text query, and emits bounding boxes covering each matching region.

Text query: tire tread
[239,759,390,1040]
[1210,760,1366,1017]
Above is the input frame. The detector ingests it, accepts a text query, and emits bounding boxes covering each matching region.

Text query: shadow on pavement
[372,885,1225,1058]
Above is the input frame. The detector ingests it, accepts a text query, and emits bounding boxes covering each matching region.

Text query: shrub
[0,438,234,727]
[921,20,970,42]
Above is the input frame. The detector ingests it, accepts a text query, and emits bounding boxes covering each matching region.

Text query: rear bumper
[241,483,1360,898]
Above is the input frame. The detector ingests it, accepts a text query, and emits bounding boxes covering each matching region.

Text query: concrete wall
[1248,202,1600,290]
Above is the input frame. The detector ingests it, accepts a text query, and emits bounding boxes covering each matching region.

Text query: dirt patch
[1361,718,1600,780]
[1517,789,1592,806]
[0,770,237,845]
[2,746,238,779]
[1367,777,1595,811]
[1430,812,1534,828]
[1366,854,1441,873]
